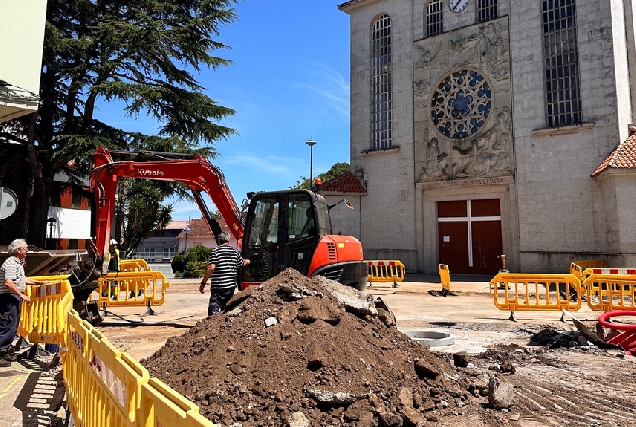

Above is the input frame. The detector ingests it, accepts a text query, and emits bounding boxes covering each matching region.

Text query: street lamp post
[306,139,316,191]
[183,225,190,270]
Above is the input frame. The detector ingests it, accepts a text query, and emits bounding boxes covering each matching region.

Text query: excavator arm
[91,146,244,272]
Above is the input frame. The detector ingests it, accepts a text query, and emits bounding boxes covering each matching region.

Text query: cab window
[288,194,314,240]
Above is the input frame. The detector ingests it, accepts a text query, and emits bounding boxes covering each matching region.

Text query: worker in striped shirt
[199,232,250,316]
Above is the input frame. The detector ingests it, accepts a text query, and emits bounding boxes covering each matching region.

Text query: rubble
[141,269,484,426]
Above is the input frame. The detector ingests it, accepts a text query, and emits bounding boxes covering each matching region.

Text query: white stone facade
[339,0,636,274]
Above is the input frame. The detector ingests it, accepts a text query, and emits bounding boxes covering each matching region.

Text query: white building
[0,0,46,122]
[339,0,636,274]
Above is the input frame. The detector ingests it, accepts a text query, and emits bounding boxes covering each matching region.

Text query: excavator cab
[241,190,329,288]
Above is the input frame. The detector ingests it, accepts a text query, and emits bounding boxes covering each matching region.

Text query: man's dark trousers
[208,287,236,316]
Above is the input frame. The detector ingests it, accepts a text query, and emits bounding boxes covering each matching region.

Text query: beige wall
[0,0,47,121]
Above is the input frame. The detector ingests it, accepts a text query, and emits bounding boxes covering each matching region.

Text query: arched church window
[542,0,581,127]
[477,0,498,23]
[430,70,492,139]
[426,0,443,37]
[371,14,392,150]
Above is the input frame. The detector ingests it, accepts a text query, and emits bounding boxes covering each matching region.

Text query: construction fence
[490,270,636,317]
[366,260,405,287]
[17,275,216,427]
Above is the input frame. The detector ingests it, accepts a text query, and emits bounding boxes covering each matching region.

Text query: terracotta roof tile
[177,217,231,238]
[592,134,636,176]
[318,172,366,194]
[165,220,189,230]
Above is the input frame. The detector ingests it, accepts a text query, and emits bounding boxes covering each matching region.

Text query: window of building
[542,0,581,127]
[426,0,443,37]
[371,14,392,151]
[477,0,497,23]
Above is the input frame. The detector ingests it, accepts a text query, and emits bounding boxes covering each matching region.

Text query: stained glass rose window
[430,70,492,139]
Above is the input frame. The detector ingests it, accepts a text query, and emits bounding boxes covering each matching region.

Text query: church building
[338,0,636,274]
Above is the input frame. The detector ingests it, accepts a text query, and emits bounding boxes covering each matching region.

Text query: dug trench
[139,269,636,426]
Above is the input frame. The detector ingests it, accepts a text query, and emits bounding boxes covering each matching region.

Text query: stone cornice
[338,0,381,13]
[417,175,514,190]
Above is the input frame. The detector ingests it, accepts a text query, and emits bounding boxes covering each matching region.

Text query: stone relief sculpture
[454,107,513,178]
[418,106,513,182]
[414,18,512,183]
[472,23,508,79]
[414,80,430,110]
[419,129,450,182]
[415,40,446,70]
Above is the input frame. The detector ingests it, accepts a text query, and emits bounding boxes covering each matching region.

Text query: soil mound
[142,269,481,426]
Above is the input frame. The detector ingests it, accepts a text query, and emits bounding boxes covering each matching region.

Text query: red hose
[597,311,636,355]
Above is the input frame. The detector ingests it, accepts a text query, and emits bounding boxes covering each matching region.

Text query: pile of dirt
[142,269,492,426]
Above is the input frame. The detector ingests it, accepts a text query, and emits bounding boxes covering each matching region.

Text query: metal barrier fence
[438,264,450,293]
[367,260,405,287]
[18,275,73,347]
[583,274,636,312]
[491,273,582,320]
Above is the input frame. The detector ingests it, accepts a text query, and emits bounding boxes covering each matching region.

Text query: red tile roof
[318,172,366,194]
[592,134,636,176]
[177,217,231,237]
[165,220,189,230]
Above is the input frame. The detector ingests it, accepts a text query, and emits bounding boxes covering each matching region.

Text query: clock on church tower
[450,0,470,12]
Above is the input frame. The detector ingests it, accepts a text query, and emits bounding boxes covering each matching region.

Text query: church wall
[510,0,627,271]
[347,0,419,268]
[341,0,634,274]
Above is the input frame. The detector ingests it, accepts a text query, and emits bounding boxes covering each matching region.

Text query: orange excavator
[89,146,367,292]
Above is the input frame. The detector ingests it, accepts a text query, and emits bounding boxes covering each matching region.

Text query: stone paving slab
[0,347,65,427]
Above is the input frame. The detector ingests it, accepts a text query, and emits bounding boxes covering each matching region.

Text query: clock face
[450,0,470,12]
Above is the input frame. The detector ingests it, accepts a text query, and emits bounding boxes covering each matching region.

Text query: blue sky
[99,1,351,221]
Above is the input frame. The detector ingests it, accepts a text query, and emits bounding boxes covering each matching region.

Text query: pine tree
[0,0,238,247]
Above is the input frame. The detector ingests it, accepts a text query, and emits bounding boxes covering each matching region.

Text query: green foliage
[171,254,185,274]
[183,261,207,278]
[0,0,239,247]
[187,244,214,262]
[293,162,351,190]
[117,180,173,257]
[171,245,212,277]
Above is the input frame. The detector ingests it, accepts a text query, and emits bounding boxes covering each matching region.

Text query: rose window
[430,70,492,139]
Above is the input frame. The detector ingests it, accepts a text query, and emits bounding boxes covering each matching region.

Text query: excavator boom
[91,147,243,271]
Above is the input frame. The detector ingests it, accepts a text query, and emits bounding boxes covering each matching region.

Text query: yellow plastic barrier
[96,271,169,308]
[438,264,450,293]
[367,260,405,287]
[120,259,150,272]
[64,310,217,427]
[570,259,608,280]
[18,275,73,346]
[66,311,146,427]
[583,274,636,312]
[492,273,582,319]
[140,378,213,427]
